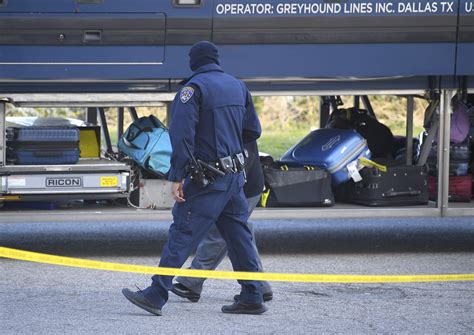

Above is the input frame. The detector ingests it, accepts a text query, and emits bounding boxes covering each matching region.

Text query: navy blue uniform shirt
[167,63,261,182]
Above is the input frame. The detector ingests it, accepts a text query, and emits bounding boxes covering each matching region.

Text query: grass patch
[258,128,310,159]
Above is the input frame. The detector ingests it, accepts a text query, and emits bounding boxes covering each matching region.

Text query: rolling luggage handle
[383,190,421,198]
[34,150,64,157]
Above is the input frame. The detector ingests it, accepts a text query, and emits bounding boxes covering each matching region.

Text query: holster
[219,156,235,174]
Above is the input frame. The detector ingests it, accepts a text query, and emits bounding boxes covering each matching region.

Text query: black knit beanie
[189,41,220,71]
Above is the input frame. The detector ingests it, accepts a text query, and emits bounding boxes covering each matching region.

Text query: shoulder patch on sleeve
[180,86,195,104]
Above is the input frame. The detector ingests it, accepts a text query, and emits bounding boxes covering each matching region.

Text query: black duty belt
[206,152,246,175]
[187,152,247,188]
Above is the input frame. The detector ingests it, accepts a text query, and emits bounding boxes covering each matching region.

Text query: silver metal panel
[1,176,6,192]
[138,179,174,209]
[0,159,130,173]
[4,172,129,194]
[2,93,175,106]
[2,91,429,107]
[444,205,474,217]
[0,102,5,166]
[437,94,446,212]
[250,206,441,220]
[405,97,414,165]
[439,90,454,216]
[253,89,426,96]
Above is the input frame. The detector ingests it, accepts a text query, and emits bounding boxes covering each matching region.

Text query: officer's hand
[172,181,185,202]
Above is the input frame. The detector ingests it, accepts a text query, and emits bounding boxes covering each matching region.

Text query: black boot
[234,291,273,303]
[171,283,201,302]
[122,288,162,316]
[222,301,268,315]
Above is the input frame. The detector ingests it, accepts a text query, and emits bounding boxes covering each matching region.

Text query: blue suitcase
[6,127,80,165]
[280,128,372,185]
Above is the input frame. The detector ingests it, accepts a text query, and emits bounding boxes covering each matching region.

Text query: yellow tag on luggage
[359,157,388,172]
[260,189,270,208]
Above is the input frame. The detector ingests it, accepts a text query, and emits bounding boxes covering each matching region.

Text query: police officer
[171,140,273,303]
[122,41,267,316]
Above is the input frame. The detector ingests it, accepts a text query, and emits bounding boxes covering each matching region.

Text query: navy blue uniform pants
[176,194,272,295]
[142,173,263,308]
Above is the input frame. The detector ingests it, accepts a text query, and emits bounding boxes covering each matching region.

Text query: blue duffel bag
[118,115,172,177]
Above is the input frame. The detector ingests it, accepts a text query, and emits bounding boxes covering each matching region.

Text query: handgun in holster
[197,159,226,179]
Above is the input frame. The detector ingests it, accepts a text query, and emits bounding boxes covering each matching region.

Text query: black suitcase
[6,126,80,165]
[427,158,469,176]
[337,164,429,206]
[261,163,334,207]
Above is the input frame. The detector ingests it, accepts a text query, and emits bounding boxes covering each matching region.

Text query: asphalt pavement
[1,217,473,334]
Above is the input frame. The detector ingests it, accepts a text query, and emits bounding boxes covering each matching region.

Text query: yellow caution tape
[359,157,388,172]
[1,247,473,283]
